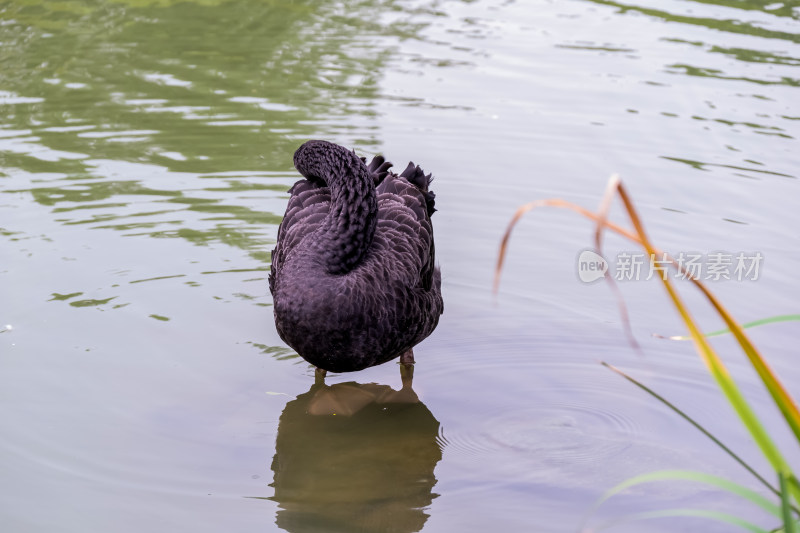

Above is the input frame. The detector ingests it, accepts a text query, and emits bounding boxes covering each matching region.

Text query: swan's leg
[399,361,414,390]
[399,349,415,389]
[314,367,327,385]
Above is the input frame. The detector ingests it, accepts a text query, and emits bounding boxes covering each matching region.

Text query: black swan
[269,140,443,373]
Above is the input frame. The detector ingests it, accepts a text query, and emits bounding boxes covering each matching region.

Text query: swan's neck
[317,161,377,275]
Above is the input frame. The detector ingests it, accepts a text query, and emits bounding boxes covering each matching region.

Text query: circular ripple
[482,402,636,464]
[441,396,642,465]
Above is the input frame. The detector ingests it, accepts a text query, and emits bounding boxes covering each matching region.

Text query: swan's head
[293,140,363,184]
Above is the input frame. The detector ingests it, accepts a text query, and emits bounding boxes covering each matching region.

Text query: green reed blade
[590,507,771,533]
[586,470,781,522]
[660,314,800,341]
[781,473,799,533]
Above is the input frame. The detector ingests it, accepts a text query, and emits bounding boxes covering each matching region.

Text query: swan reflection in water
[269,366,442,533]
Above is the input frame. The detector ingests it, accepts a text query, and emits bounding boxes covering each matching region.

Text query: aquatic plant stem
[656,314,800,341]
[781,473,798,533]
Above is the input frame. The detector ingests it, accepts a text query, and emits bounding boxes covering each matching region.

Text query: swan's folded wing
[374,174,436,291]
[269,180,330,291]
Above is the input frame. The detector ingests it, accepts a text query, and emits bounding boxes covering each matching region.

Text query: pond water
[1,0,799,531]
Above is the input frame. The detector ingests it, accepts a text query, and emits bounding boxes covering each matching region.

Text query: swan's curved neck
[318,162,377,274]
[294,141,378,274]
[293,141,378,274]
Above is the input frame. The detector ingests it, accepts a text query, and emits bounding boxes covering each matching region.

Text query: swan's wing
[374,170,436,291]
[269,179,330,292]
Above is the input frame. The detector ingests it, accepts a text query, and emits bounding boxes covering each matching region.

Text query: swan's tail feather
[399,162,426,190]
[361,155,393,185]
[400,162,437,216]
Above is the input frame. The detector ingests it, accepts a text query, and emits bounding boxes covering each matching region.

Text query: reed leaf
[588,508,771,533]
[657,315,800,341]
[585,470,782,523]
[781,473,798,533]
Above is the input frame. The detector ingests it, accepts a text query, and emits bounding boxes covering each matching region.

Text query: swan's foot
[314,367,327,386]
[379,362,418,404]
[375,353,418,404]
[375,366,419,404]
[309,383,377,416]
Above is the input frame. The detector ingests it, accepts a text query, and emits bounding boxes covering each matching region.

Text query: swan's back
[269,142,442,373]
